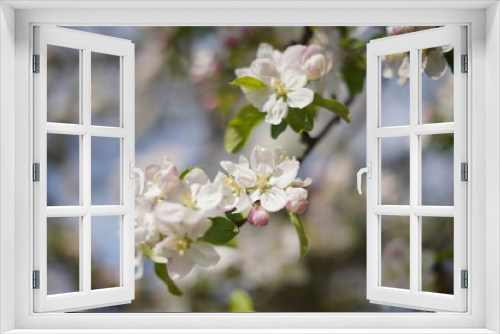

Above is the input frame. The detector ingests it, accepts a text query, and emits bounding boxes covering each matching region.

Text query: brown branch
[297,97,354,163]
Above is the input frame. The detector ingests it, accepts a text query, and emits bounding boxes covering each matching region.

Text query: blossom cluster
[382,26,453,85]
[135,145,311,280]
[235,43,332,125]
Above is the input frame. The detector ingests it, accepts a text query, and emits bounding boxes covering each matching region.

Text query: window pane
[91,137,121,205]
[47,45,80,124]
[47,217,80,295]
[380,52,410,127]
[91,52,121,127]
[91,216,121,290]
[421,133,454,206]
[421,45,454,124]
[421,217,454,295]
[381,215,410,290]
[47,134,80,206]
[381,136,410,205]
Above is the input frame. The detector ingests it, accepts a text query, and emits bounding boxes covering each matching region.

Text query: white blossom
[154,218,220,280]
[235,43,332,125]
[221,146,299,212]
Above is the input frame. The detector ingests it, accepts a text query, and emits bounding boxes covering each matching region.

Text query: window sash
[32,25,136,313]
[365,26,468,312]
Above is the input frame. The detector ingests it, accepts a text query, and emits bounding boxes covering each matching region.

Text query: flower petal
[234,191,252,213]
[398,55,410,79]
[183,168,210,186]
[269,160,299,188]
[145,164,161,181]
[256,43,275,59]
[302,45,323,63]
[196,183,223,211]
[293,177,313,187]
[232,165,257,189]
[250,58,279,82]
[280,45,306,71]
[155,201,185,224]
[250,145,275,174]
[167,253,195,280]
[282,69,308,90]
[424,50,447,80]
[188,242,220,268]
[260,187,287,212]
[263,95,288,125]
[235,67,252,77]
[187,218,213,240]
[286,88,314,109]
[243,87,273,110]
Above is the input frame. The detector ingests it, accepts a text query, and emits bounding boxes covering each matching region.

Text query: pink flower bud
[305,54,328,81]
[286,199,309,215]
[248,205,269,227]
[285,187,309,215]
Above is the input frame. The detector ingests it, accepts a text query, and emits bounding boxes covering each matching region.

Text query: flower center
[255,173,269,190]
[181,194,198,210]
[273,78,287,97]
[173,237,190,256]
[225,176,243,194]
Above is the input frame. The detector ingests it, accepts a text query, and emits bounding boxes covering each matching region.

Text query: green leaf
[286,107,314,133]
[340,38,367,97]
[225,210,248,224]
[443,47,454,73]
[201,217,239,245]
[271,120,287,139]
[312,94,351,123]
[288,211,309,258]
[230,76,268,89]
[179,165,204,180]
[155,263,183,296]
[229,290,255,312]
[140,243,167,263]
[224,104,266,153]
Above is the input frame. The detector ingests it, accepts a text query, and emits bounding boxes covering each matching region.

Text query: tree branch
[298,97,353,163]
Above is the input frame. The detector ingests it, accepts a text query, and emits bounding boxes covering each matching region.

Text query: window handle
[357,162,372,195]
[129,161,145,194]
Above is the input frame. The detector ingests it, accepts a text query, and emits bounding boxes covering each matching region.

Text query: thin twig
[298,115,341,163]
[298,97,354,163]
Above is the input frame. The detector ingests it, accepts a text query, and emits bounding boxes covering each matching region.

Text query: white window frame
[1,1,499,333]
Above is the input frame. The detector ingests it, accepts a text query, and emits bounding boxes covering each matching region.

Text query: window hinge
[461,54,468,73]
[461,162,468,181]
[33,54,40,73]
[461,270,468,289]
[33,270,40,289]
[33,163,40,182]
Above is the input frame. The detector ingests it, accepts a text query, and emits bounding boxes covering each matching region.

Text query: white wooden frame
[32,26,135,312]
[0,1,499,333]
[366,26,467,312]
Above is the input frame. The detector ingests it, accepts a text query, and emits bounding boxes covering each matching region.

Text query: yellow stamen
[273,78,287,97]
[256,173,269,189]
[181,194,198,210]
[174,238,189,256]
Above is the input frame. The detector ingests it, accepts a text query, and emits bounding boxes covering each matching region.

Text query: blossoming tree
[134,26,453,296]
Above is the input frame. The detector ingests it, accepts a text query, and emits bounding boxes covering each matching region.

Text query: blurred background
[45,26,454,312]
